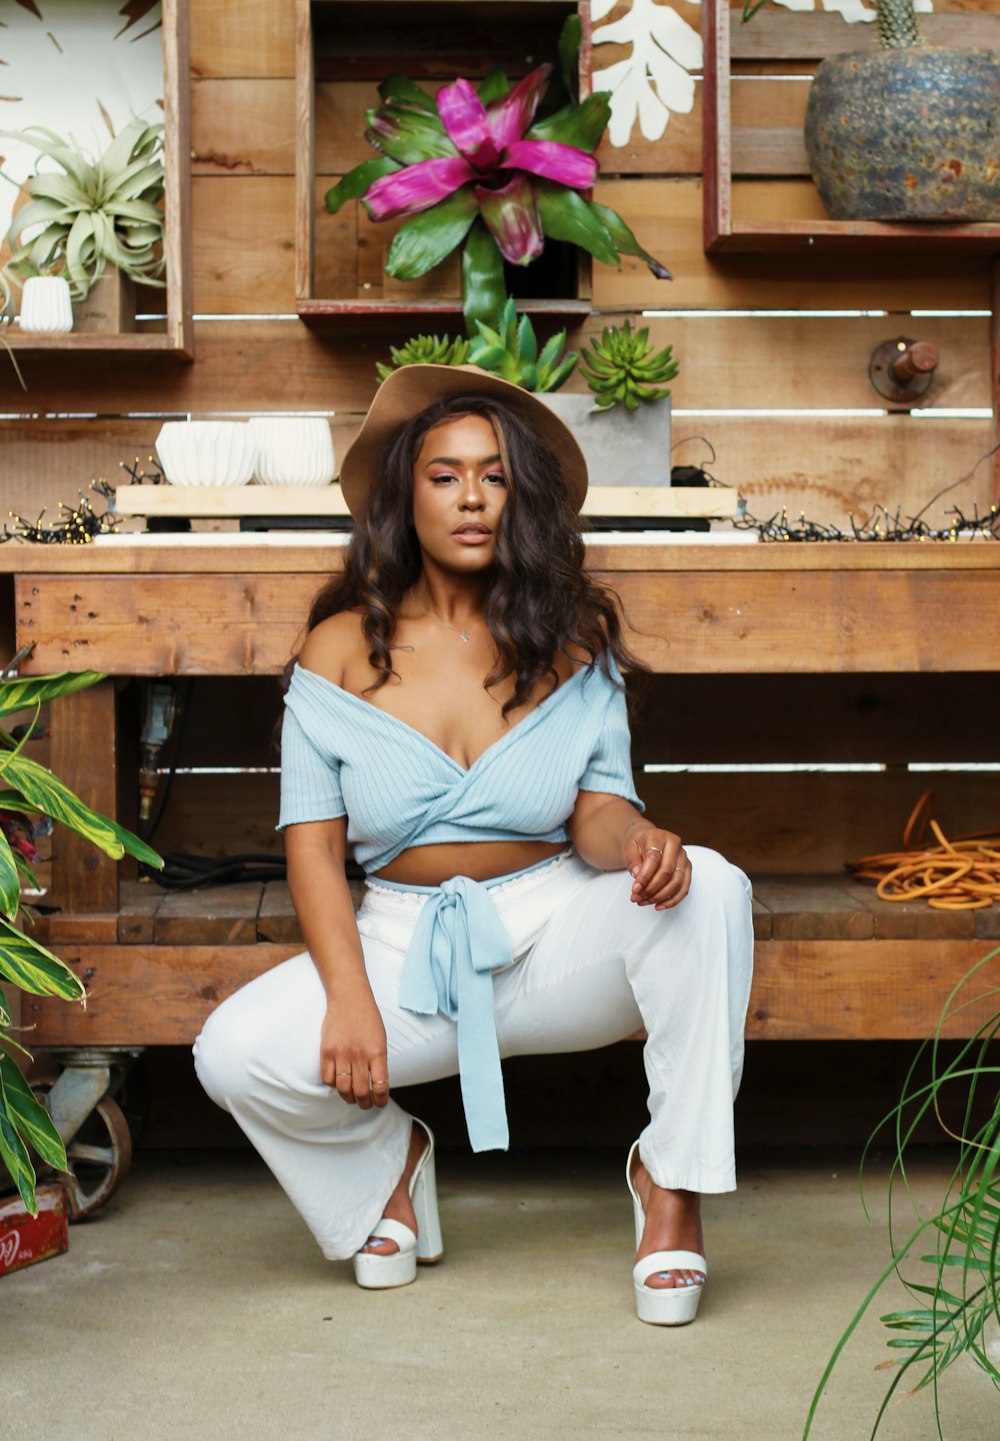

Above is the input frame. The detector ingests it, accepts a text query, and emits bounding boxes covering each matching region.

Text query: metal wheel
[36,1092,134,1221]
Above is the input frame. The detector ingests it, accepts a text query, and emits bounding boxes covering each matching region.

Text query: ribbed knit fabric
[278,658,642,871]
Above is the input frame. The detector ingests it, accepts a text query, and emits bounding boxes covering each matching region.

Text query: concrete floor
[5,1148,998,1441]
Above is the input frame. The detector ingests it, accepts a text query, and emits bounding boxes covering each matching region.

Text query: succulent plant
[375,332,470,383]
[1,119,165,300]
[468,298,578,393]
[578,321,678,412]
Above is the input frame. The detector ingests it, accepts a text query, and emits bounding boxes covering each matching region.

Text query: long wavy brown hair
[298,393,645,716]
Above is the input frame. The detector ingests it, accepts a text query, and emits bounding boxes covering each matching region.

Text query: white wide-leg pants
[194,847,753,1261]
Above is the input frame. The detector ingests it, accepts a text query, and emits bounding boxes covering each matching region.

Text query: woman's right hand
[320,985,390,1109]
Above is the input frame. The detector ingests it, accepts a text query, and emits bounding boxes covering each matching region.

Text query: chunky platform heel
[626,1140,706,1326]
[353,1120,443,1290]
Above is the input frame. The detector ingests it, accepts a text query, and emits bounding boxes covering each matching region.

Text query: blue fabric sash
[397,876,512,1152]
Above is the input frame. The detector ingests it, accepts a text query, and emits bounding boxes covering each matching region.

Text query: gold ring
[372,1080,389,1090]
[647,846,663,856]
[335,1070,352,1077]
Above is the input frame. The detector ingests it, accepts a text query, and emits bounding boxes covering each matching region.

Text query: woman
[194,365,753,1326]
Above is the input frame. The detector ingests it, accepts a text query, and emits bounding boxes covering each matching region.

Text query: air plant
[579,320,678,411]
[375,332,470,384]
[1,118,165,300]
[326,18,670,332]
[468,298,578,392]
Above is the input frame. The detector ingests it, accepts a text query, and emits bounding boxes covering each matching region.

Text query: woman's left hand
[624,826,691,910]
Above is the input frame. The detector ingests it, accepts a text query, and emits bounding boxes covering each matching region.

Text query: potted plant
[741,0,1000,221]
[375,332,471,384]
[326,17,670,332]
[544,320,678,487]
[1,118,166,334]
[0,664,162,1212]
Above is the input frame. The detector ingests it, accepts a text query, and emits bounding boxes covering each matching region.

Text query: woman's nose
[458,476,485,508]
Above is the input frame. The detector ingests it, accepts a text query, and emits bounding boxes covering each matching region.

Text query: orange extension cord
[847,790,1000,911]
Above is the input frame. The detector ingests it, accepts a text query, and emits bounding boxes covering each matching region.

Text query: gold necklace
[408,590,478,643]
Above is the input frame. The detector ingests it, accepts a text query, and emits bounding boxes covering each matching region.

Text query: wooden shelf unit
[294,0,594,327]
[702,0,1000,255]
[4,0,193,359]
[5,541,998,1051]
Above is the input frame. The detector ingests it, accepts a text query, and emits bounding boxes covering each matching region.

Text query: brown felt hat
[337,364,588,516]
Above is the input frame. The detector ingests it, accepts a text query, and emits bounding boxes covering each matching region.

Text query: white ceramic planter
[155,421,257,487]
[249,416,336,486]
[18,275,73,334]
[540,392,672,487]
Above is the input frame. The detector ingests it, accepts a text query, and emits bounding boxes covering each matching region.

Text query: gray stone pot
[804,46,1000,222]
[538,392,672,486]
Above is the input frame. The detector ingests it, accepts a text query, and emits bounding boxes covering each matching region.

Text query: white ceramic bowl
[249,416,336,486]
[155,421,257,487]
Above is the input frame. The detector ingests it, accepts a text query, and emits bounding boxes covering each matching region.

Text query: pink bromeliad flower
[364,65,596,266]
[326,47,669,328]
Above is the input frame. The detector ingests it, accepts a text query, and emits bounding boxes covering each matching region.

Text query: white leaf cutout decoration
[592,0,934,148]
[593,0,700,143]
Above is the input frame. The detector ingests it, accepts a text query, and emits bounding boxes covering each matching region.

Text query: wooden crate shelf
[703,0,1000,255]
[295,0,594,327]
[3,0,194,358]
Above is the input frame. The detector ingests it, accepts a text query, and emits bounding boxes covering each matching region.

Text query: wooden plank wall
[1,0,996,878]
[0,0,993,530]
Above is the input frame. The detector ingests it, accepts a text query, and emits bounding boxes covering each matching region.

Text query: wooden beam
[47,681,120,915]
[21,936,998,1045]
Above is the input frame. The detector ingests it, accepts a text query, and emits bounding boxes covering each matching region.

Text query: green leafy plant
[375,332,471,384]
[468,298,577,393]
[0,664,162,1212]
[805,948,1000,1439]
[325,17,669,332]
[1,118,166,300]
[579,321,678,411]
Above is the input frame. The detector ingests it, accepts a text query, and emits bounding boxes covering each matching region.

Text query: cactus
[468,299,578,393]
[742,0,923,50]
[375,333,470,384]
[579,321,678,412]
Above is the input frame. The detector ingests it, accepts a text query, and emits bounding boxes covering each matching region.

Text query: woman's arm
[285,816,390,1109]
[568,790,692,911]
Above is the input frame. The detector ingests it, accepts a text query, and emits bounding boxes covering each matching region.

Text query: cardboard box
[0,1183,69,1276]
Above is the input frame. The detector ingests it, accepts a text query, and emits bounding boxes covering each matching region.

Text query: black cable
[142,677,194,844]
[148,852,288,891]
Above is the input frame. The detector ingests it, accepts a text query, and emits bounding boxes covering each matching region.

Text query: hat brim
[338,365,589,516]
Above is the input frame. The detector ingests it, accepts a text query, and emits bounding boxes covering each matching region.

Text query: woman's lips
[453,527,492,545]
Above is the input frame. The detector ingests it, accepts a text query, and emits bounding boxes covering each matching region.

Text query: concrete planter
[805,46,1000,222]
[539,392,672,486]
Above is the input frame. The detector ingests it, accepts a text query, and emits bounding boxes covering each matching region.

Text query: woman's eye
[484,471,507,486]
[430,472,457,484]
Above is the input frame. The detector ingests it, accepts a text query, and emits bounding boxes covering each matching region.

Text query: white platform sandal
[626,1140,706,1326]
[353,1120,443,1290]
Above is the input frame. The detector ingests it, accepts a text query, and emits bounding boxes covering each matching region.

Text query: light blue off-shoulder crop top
[277,656,642,870]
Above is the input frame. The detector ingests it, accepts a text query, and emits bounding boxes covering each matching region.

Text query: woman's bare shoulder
[298,610,367,686]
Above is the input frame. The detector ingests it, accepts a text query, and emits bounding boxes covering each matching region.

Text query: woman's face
[410,412,508,574]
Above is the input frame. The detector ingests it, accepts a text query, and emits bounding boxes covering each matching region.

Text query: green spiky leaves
[2,119,166,300]
[579,320,678,412]
[375,332,471,383]
[468,297,578,393]
[0,667,164,1212]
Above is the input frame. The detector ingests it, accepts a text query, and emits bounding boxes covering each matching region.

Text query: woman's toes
[361,1236,399,1256]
